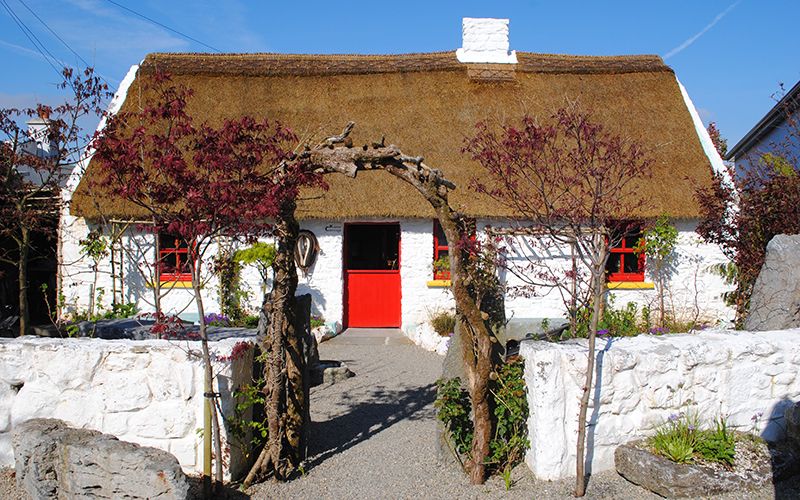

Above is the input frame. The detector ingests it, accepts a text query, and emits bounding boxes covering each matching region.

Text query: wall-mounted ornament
[295,230,319,276]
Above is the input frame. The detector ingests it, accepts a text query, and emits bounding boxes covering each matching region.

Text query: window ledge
[608,281,654,290]
[427,279,452,288]
[147,281,195,289]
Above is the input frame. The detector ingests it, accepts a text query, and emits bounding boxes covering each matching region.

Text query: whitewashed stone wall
[520,329,800,480]
[59,216,730,332]
[297,220,344,326]
[400,219,454,330]
[490,219,734,337]
[0,336,255,480]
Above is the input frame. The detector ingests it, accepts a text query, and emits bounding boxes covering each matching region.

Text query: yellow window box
[607,282,655,290]
[147,281,195,289]
[427,279,452,288]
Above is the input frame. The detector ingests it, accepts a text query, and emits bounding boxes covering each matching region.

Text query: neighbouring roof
[726,79,800,161]
[72,51,714,220]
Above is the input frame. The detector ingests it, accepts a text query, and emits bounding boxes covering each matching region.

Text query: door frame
[342,222,402,328]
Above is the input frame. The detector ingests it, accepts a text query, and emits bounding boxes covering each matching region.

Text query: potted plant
[433,255,451,280]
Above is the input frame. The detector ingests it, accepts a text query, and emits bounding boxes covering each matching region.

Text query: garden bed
[615,436,800,497]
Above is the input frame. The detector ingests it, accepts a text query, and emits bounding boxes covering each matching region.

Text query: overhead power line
[102,0,222,53]
[0,0,63,77]
[16,0,92,69]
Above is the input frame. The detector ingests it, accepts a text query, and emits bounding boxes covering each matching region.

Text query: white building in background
[60,18,732,338]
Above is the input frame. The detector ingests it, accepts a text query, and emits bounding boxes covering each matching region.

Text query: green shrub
[435,360,529,482]
[649,413,736,466]
[243,314,260,328]
[434,377,473,456]
[430,310,456,336]
[101,302,139,319]
[488,360,530,477]
[574,298,641,338]
[310,315,325,329]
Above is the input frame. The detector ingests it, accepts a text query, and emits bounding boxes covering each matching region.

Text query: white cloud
[664,1,741,60]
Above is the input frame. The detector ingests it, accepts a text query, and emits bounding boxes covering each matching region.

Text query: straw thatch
[72,51,712,220]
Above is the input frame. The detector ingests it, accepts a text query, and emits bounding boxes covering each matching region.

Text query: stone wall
[0,336,255,480]
[520,329,800,480]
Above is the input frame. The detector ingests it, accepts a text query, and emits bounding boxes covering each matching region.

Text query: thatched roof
[72,51,713,220]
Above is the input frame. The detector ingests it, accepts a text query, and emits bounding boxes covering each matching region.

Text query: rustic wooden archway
[244,123,502,486]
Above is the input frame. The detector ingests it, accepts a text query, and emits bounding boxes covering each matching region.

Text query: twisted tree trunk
[244,122,499,486]
[244,200,308,485]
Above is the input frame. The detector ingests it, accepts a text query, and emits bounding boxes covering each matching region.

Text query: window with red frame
[433,220,450,280]
[606,227,645,282]
[158,233,193,282]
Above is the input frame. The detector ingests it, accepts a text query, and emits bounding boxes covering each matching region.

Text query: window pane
[623,253,642,274]
[161,252,178,274]
[346,224,400,270]
[433,220,448,247]
[607,253,621,275]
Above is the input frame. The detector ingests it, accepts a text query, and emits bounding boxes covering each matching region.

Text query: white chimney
[456,17,517,64]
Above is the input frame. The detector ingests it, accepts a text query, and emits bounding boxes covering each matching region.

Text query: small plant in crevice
[310,315,325,329]
[429,309,456,337]
[435,359,529,484]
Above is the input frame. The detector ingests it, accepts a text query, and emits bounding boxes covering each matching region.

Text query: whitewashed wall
[296,220,344,326]
[400,219,454,329]
[520,329,800,480]
[488,218,734,338]
[0,336,255,479]
[59,217,221,322]
[59,216,730,332]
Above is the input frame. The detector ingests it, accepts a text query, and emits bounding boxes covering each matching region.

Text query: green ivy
[488,360,530,477]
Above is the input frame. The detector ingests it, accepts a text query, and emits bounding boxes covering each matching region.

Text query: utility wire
[14,0,116,86]
[102,0,222,53]
[0,0,63,77]
[16,0,91,69]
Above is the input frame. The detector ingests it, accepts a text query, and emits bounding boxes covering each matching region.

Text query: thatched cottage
[61,18,732,336]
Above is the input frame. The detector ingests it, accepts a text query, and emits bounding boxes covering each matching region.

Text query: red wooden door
[344,224,401,328]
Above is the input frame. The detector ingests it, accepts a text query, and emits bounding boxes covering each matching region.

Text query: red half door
[344,223,401,328]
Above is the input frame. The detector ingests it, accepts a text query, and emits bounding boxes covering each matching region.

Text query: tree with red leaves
[465,102,653,496]
[0,68,108,336]
[92,71,321,494]
[697,113,800,326]
[94,71,499,488]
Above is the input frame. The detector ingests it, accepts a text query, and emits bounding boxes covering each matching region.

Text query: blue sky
[1,0,798,146]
